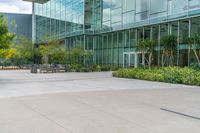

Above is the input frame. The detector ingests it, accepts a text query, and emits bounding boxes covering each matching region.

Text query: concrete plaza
[0,70,200,133]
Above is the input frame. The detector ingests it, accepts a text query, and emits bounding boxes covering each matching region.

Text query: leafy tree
[39,40,59,64]
[137,39,148,67]
[69,47,85,64]
[0,15,15,50]
[136,39,156,68]
[146,40,156,68]
[39,40,69,64]
[51,48,68,64]
[84,50,94,66]
[0,48,15,59]
[187,33,200,65]
[161,35,177,66]
[39,40,94,66]
[0,15,16,67]
[10,36,41,67]
[0,15,16,60]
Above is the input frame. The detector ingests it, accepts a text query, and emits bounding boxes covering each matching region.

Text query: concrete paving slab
[0,70,200,133]
[0,117,71,133]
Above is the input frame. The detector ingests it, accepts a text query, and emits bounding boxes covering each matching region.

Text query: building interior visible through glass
[24,0,200,67]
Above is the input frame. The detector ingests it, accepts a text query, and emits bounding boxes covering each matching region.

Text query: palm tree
[161,35,177,66]
[187,33,200,65]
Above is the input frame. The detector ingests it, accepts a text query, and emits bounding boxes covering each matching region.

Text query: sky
[0,0,32,14]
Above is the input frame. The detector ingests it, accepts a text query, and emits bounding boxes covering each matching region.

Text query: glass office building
[25,0,200,67]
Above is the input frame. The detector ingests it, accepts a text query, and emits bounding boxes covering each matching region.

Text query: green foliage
[51,48,68,64]
[136,39,148,52]
[161,35,177,66]
[190,62,200,70]
[68,47,94,66]
[136,39,156,67]
[39,40,67,64]
[162,35,177,53]
[92,65,101,72]
[10,36,37,66]
[68,64,83,72]
[84,50,94,66]
[65,64,118,72]
[100,65,112,71]
[69,47,84,64]
[0,15,15,50]
[187,33,200,48]
[187,33,200,64]
[113,67,200,86]
[0,48,16,59]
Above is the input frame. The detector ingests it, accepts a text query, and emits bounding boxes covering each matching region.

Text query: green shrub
[113,67,200,86]
[92,65,101,72]
[101,65,112,71]
[68,64,83,72]
[190,62,200,70]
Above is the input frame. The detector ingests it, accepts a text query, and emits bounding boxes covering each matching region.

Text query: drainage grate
[160,108,200,121]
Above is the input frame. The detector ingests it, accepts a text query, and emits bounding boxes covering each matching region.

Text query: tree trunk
[142,51,145,67]
[148,52,152,68]
[162,54,164,67]
[188,47,191,66]
[44,55,49,64]
[193,49,200,64]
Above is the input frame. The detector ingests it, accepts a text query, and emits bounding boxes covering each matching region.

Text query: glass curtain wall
[94,17,200,67]
[34,0,84,43]
[32,0,200,67]
[99,0,200,32]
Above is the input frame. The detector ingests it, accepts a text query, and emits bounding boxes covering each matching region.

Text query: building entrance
[123,52,142,68]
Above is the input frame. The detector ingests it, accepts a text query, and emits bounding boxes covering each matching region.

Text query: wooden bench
[40,65,54,73]
[40,65,67,73]
[53,67,66,73]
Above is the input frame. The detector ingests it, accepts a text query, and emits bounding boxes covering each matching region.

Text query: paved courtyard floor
[0,70,200,133]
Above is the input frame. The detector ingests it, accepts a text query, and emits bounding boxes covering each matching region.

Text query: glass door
[123,52,139,68]
[123,53,130,68]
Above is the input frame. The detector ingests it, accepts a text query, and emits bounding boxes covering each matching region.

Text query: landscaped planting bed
[113,67,200,86]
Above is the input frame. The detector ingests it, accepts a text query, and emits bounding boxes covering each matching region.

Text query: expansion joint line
[13,98,74,133]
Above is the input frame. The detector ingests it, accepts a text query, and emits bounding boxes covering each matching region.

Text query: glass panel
[172,0,187,14]
[123,11,135,25]
[136,12,148,21]
[189,0,200,10]
[34,0,84,42]
[123,0,135,12]
[111,8,122,23]
[152,25,159,66]
[103,0,111,22]
[130,29,136,48]
[179,20,189,66]
[150,0,167,14]
[112,0,122,8]
[136,0,149,13]
[144,27,151,39]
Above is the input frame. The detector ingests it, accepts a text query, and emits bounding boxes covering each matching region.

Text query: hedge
[113,67,200,86]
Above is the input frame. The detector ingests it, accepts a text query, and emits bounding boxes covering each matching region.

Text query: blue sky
[0,0,32,14]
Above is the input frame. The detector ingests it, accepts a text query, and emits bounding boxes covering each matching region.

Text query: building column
[158,25,161,66]
[177,21,180,66]
[188,18,191,66]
